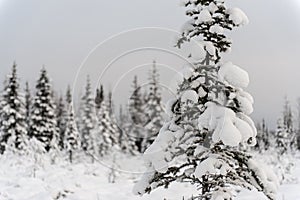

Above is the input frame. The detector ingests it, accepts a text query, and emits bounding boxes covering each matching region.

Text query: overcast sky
[0,0,300,128]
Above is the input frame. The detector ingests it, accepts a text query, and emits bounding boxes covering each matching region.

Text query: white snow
[190,40,207,61]
[181,90,198,104]
[218,62,250,88]
[198,86,207,98]
[247,159,279,199]
[205,42,216,56]
[209,24,224,34]
[236,90,254,115]
[208,2,218,13]
[196,9,213,24]
[181,66,194,79]
[198,102,256,146]
[227,7,249,26]
[0,153,299,200]
[194,155,230,178]
[195,156,218,178]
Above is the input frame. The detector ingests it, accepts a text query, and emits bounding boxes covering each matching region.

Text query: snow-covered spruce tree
[276,97,297,153]
[118,105,138,155]
[66,85,72,106]
[30,68,58,152]
[297,97,300,150]
[141,61,165,152]
[56,94,67,150]
[79,76,97,153]
[255,119,270,152]
[65,105,80,163]
[95,85,104,110]
[95,88,120,156]
[24,81,32,132]
[283,98,297,152]
[274,118,296,183]
[108,90,113,115]
[275,118,290,155]
[273,98,297,183]
[128,76,147,152]
[0,63,28,153]
[134,1,277,199]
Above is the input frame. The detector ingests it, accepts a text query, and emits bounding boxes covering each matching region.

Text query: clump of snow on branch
[198,102,256,147]
[227,8,249,26]
[218,62,249,88]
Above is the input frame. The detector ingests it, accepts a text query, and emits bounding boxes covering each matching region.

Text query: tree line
[0,61,165,163]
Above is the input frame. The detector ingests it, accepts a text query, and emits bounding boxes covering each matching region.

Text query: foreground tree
[134,1,277,199]
[30,68,58,151]
[0,63,28,153]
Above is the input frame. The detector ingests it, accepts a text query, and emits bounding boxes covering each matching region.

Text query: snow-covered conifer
[141,61,165,152]
[0,63,28,153]
[66,85,72,106]
[255,119,270,152]
[276,118,290,155]
[96,88,120,156]
[79,76,97,152]
[30,68,58,151]
[297,98,300,150]
[65,105,80,163]
[95,85,104,110]
[134,1,278,199]
[277,98,297,153]
[128,76,147,152]
[24,81,31,132]
[108,90,114,115]
[56,94,67,149]
[274,118,296,183]
[118,105,138,155]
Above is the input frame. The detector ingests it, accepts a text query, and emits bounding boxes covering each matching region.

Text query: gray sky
[0,0,300,128]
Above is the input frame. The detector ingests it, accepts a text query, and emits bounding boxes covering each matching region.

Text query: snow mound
[218,62,249,88]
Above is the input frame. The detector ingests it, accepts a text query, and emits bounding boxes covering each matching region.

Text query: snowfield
[0,153,299,200]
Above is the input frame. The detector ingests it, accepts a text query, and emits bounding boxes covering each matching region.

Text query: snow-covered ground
[0,153,299,200]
